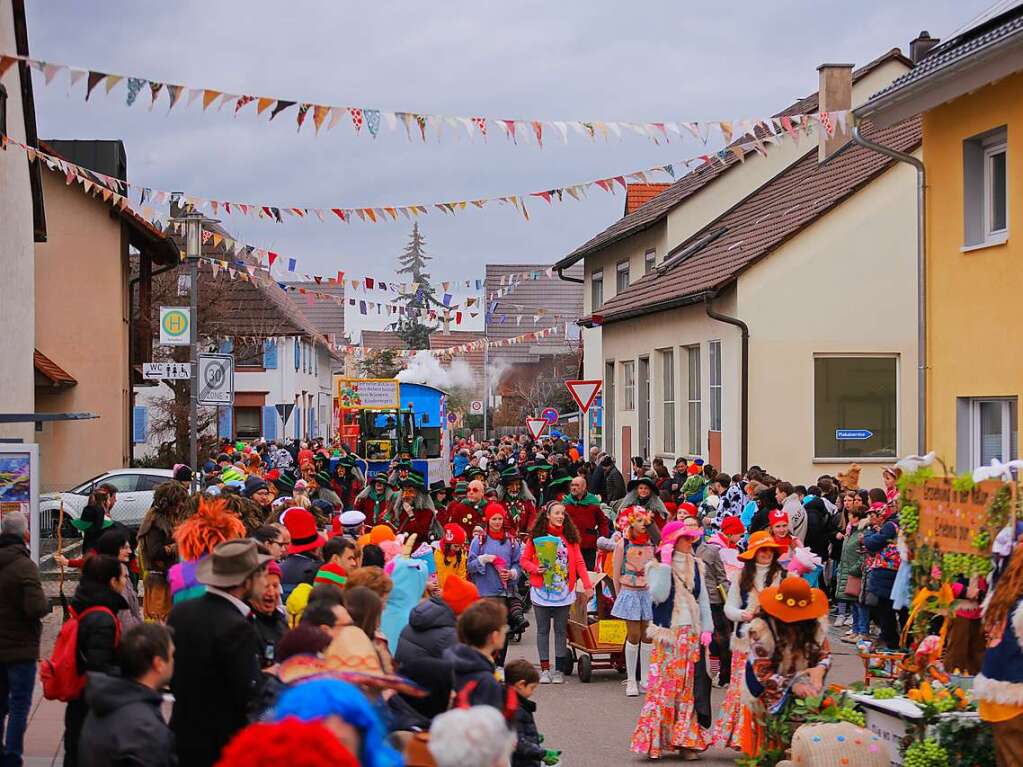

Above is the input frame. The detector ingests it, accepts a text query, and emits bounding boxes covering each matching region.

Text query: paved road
[506,619,865,766]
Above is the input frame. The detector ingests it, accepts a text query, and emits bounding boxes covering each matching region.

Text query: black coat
[512,694,545,767]
[443,643,504,710]
[80,673,176,767]
[0,533,50,664]
[167,592,263,767]
[252,609,288,668]
[71,581,128,676]
[802,498,832,563]
[279,553,323,599]
[395,597,458,720]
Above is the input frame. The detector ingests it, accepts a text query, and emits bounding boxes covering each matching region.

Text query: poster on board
[916,478,1008,555]
[0,444,40,562]
[335,378,401,410]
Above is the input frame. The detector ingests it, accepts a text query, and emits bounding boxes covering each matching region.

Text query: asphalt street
[507,618,865,766]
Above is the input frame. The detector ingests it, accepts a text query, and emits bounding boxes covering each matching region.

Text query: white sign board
[143,362,192,381]
[469,400,484,414]
[159,306,190,346]
[198,354,234,405]
[0,444,40,563]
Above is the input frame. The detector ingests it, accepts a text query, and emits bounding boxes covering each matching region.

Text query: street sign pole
[482,340,489,441]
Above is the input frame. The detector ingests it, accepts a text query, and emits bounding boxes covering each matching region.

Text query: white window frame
[622,360,636,411]
[970,398,1016,470]
[644,248,657,274]
[660,348,675,454]
[985,141,1008,241]
[616,260,630,294]
[709,340,722,431]
[686,345,701,455]
[591,269,604,310]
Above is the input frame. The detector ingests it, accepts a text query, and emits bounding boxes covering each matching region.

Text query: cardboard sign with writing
[916,479,1002,555]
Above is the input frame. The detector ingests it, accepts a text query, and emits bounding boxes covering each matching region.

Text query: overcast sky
[24,0,994,337]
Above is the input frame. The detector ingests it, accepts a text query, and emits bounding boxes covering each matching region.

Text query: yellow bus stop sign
[160,307,190,346]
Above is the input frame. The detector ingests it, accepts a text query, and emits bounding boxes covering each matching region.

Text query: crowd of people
[2,431,1021,766]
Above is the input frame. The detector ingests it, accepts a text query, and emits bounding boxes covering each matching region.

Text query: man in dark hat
[392,473,437,541]
[242,475,274,520]
[524,461,552,504]
[496,468,537,535]
[167,539,271,767]
[542,471,573,507]
[355,473,394,525]
[329,455,364,509]
[430,480,450,510]
[438,478,486,539]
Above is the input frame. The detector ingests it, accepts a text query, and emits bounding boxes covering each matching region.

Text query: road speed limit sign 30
[197,354,234,405]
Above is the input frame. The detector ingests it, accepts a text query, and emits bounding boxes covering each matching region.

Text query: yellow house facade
[857,10,1023,472]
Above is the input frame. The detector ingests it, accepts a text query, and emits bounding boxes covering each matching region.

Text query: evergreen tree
[393,222,443,349]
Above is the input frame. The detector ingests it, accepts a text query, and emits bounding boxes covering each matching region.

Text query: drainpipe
[554,266,584,284]
[853,125,926,454]
[703,293,749,472]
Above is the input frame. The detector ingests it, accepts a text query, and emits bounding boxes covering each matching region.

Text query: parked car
[40,468,175,535]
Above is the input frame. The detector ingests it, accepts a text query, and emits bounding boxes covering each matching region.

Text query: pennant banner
[0,51,848,150]
[334,325,565,359]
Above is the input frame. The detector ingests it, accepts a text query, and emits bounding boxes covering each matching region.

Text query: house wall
[601,289,741,471]
[922,72,1023,468]
[738,155,920,487]
[34,172,131,490]
[0,0,37,444]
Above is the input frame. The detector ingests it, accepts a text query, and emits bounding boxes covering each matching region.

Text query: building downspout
[555,266,584,284]
[704,293,749,472]
[852,125,926,454]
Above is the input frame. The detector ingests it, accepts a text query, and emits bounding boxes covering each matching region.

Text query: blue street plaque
[836,429,873,440]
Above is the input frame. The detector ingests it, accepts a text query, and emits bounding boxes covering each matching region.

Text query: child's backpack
[39,605,121,701]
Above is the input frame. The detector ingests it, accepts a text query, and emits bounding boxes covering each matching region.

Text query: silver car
[40,468,176,533]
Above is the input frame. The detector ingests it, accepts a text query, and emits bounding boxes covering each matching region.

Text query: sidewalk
[21,606,65,766]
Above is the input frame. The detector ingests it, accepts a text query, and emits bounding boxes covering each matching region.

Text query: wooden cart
[564,573,625,683]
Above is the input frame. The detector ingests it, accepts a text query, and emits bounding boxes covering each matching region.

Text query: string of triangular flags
[2,117,838,226]
[1,51,849,150]
[336,325,563,359]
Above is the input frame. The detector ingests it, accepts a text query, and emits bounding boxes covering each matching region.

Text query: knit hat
[369,525,397,545]
[759,575,829,623]
[314,562,347,588]
[768,509,789,526]
[720,516,745,536]
[173,464,193,483]
[284,508,326,555]
[242,475,269,499]
[483,502,506,524]
[442,524,467,547]
[220,466,245,484]
[677,501,698,518]
[266,560,282,579]
[442,575,480,616]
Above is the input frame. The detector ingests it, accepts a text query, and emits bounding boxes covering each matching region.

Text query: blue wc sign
[836,429,874,441]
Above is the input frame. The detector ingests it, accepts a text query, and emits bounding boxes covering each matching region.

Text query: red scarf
[627,529,651,546]
[548,524,564,539]
[487,526,507,543]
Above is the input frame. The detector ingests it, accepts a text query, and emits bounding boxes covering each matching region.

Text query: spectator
[444,599,508,709]
[775,482,807,542]
[138,481,187,621]
[167,540,271,767]
[65,555,127,767]
[429,706,517,767]
[279,509,326,600]
[79,624,176,767]
[0,512,50,767]
[601,456,627,504]
[252,561,288,668]
[505,659,560,767]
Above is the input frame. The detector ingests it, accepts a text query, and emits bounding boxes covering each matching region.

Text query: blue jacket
[863,519,899,598]
[467,535,521,597]
[453,454,470,478]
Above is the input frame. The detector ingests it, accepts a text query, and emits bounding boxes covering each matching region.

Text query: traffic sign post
[525,417,547,441]
[541,407,559,426]
[159,307,190,346]
[566,380,602,450]
[197,354,235,406]
[275,403,295,426]
[469,400,484,415]
[142,362,192,381]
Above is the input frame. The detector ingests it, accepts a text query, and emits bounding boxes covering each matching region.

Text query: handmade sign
[335,378,400,410]
[916,479,1004,555]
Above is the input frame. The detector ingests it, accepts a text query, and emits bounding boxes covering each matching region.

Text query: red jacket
[396,507,436,541]
[562,493,609,552]
[501,498,537,537]
[520,533,592,592]
[437,500,485,538]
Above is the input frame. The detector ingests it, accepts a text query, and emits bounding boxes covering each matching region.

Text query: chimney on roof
[817,63,853,163]
[910,31,940,63]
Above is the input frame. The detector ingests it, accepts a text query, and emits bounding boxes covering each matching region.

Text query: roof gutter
[852,125,926,455]
[554,266,584,284]
[703,293,749,472]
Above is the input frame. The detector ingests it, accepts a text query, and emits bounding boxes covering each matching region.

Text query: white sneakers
[626,680,640,697]
[551,670,565,684]
[539,669,552,684]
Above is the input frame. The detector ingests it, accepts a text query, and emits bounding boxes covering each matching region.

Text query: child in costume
[713,530,786,752]
[630,520,713,760]
[611,505,656,697]
[434,523,468,588]
[768,509,800,558]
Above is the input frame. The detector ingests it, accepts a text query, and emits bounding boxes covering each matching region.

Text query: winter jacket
[802,497,832,563]
[0,533,50,663]
[453,454,470,478]
[252,608,288,667]
[71,580,128,677]
[80,673,177,767]
[468,534,521,597]
[443,643,504,710]
[511,694,546,767]
[603,467,626,504]
[520,534,592,593]
[138,511,176,573]
[562,493,609,552]
[380,558,430,654]
[863,518,900,598]
[695,536,728,605]
[782,494,807,542]
[836,519,868,598]
[279,553,323,600]
[395,596,458,667]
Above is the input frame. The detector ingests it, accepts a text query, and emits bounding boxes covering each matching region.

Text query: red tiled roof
[624,184,671,215]
[596,118,921,324]
[555,49,911,269]
[360,330,409,350]
[34,349,76,387]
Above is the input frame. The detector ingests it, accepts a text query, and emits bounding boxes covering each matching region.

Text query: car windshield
[70,473,107,494]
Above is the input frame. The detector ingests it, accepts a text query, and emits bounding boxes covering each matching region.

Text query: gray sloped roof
[485,263,582,361]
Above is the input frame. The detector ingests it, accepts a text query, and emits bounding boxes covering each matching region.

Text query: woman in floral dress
[630,520,713,761]
[712,530,786,752]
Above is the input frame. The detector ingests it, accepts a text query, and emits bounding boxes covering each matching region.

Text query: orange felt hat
[759,576,829,623]
[738,530,787,561]
[369,525,397,545]
[441,575,479,616]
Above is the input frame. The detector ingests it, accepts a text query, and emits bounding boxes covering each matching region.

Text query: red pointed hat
[284,508,326,554]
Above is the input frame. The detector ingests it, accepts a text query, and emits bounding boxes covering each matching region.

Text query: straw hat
[738,530,788,561]
[759,576,829,623]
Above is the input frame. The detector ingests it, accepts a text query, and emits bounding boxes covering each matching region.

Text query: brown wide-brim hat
[196,539,272,588]
[759,576,829,623]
